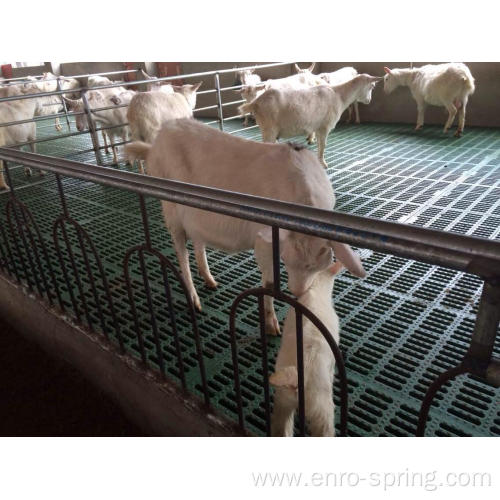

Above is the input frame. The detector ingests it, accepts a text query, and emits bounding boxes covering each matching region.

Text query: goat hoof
[55,125,62,132]
[204,278,218,289]
[454,130,463,138]
[189,293,202,312]
[266,315,281,336]
[24,167,32,177]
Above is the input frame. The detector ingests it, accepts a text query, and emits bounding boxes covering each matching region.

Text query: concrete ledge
[0,273,242,436]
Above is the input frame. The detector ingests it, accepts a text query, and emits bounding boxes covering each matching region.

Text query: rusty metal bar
[258,294,271,436]
[296,309,306,436]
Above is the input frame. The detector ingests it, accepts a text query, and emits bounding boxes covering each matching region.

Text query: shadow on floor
[0,319,147,436]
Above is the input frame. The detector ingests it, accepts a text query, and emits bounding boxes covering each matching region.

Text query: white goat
[63,88,134,164]
[235,68,262,126]
[319,67,360,124]
[239,74,382,168]
[0,82,43,176]
[383,63,475,137]
[126,119,365,334]
[139,69,174,93]
[270,261,343,436]
[241,64,324,144]
[127,82,201,141]
[33,72,80,131]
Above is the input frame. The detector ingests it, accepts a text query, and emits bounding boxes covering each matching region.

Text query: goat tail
[463,75,476,94]
[238,102,254,117]
[125,141,151,163]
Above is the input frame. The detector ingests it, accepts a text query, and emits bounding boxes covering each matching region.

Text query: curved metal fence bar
[51,174,124,348]
[2,164,61,305]
[228,286,349,437]
[0,147,498,436]
[0,62,291,172]
[121,194,210,404]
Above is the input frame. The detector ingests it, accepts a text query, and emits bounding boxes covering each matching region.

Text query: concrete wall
[318,62,500,128]
[5,61,500,127]
[176,61,500,128]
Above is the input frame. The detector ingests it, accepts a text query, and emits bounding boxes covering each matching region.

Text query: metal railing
[0,62,293,169]
[0,147,498,436]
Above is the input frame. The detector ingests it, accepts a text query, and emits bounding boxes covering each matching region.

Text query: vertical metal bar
[81,91,103,166]
[139,195,152,249]
[4,164,32,290]
[123,254,147,365]
[54,175,92,327]
[228,306,245,431]
[214,73,224,131]
[74,225,108,339]
[272,226,280,294]
[296,309,306,436]
[18,205,54,304]
[258,293,272,436]
[53,219,81,322]
[466,280,500,363]
[57,220,93,329]
[0,222,10,273]
[0,172,18,279]
[161,261,186,389]
[138,248,165,377]
[55,174,69,217]
[56,77,72,131]
[52,175,78,314]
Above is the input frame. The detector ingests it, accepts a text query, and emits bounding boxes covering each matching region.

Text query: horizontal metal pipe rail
[0,68,141,87]
[0,62,290,164]
[1,147,499,277]
[0,147,498,436]
[0,62,292,103]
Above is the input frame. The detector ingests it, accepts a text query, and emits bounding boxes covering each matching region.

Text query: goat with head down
[270,260,344,436]
[126,118,366,335]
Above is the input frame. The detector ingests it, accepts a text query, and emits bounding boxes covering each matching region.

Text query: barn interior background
[0,61,498,437]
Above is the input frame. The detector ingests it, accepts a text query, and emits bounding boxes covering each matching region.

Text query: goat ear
[191,81,202,92]
[294,64,301,72]
[141,69,153,80]
[383,66,392,75]
[328,241,366,278]
[328,261,344,276]
[370,76,384,82]
[308,62,316,72]
[269,366,298,389]
[257,227,290,245]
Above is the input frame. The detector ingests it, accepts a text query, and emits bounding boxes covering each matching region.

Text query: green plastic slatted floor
[1,116,499,436]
